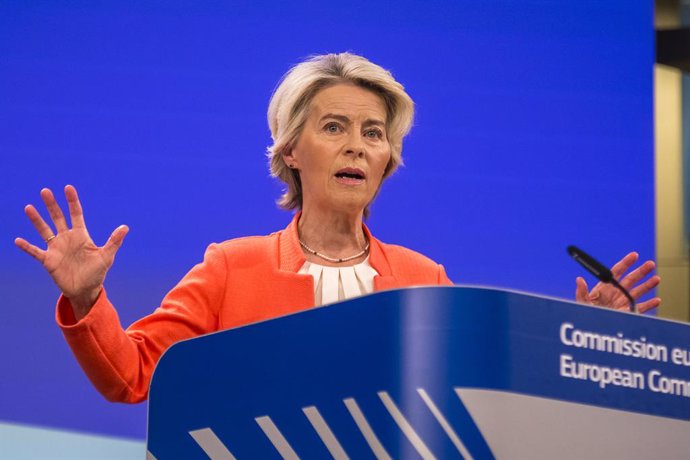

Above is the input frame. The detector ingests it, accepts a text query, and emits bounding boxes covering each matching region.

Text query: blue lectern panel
[148,288,690,459]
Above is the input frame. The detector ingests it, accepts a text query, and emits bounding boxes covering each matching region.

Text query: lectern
[147,287,690,459]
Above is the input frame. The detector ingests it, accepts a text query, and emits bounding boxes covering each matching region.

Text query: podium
[146,287,690,459]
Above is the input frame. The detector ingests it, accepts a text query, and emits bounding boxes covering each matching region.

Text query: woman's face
[286,83,391,216]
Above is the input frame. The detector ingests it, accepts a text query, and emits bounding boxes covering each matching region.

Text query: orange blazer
[57,214,453,403]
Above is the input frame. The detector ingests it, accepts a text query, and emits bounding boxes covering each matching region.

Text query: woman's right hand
[14,185,128,320]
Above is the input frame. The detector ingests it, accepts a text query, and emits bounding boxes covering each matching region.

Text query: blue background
[0,1,654,440]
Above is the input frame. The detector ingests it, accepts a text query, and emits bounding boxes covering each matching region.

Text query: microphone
[567,245,636,313]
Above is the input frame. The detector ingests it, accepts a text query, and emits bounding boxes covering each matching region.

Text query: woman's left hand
[575,252,661,313]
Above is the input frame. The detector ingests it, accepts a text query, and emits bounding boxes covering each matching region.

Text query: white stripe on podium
[417,388,473,459]
[377,391,436,460]
[188,428,236,460]
[255,416,300,460]
[343,397,392,460]
[302,406,350,460]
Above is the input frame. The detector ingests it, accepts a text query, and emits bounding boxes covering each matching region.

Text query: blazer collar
[279,213,307,272]
[278,212,394,282]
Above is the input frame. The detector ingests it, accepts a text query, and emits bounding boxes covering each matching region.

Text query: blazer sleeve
[56,243,226,403]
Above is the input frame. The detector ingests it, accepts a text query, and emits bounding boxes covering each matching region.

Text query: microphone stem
[610,278,637,313]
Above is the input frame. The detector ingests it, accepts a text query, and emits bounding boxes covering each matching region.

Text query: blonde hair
[267,52,415,212]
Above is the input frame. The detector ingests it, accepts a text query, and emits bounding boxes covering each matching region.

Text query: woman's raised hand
[575,252,661,313]
[14,185,128,320]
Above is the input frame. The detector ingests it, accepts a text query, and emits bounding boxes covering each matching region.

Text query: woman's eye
[325,123,341,133]
[365,129,383,139]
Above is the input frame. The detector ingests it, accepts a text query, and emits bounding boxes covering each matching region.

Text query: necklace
[299,239,370,263]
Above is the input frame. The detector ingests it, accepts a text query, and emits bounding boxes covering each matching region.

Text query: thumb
[575,276,589,303]
[102,225,129,260]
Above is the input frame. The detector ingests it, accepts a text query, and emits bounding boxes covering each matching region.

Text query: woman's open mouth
[334,168,366,185]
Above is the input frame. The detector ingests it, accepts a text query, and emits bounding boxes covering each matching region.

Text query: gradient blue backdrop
[1,1,654,440]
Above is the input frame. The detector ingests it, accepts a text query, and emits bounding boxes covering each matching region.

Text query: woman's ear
[282,147,298,169]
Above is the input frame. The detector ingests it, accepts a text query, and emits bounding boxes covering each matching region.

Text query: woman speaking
[14,53,660,403]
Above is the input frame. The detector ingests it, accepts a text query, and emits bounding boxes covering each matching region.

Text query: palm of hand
[42,228,111,299]
[585,282,630,311]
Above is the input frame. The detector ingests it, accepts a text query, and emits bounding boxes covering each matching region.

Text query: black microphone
[567,245,636,313]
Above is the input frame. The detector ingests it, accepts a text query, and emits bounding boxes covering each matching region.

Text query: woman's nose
[345,132,366,158]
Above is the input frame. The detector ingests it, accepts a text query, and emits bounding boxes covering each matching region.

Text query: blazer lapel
[276,213,314,309]
[364,224,400,291]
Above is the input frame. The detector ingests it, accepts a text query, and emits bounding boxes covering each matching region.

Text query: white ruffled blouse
[298,257,379,306]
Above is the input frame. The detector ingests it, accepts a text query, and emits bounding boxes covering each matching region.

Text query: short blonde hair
[267,52,415,212]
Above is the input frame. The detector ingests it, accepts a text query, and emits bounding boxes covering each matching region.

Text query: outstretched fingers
[575,277,590,303]
[64,184,86,228]
[610,252,639,279]
[619,260,656,291]
[637,297,662,314]
[40,188,68,233]
[102,225,129,261]
[575,252,660,313]
[24,204,56,242]
[14,237,46,263]
[628,274,661,299]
